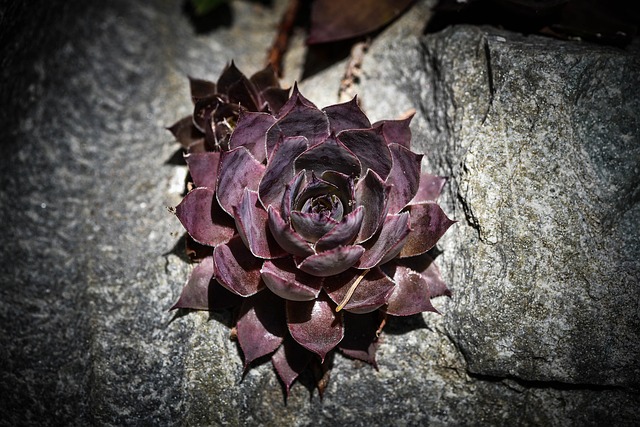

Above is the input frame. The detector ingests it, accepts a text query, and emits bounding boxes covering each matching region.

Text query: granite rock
[1,0,639,425]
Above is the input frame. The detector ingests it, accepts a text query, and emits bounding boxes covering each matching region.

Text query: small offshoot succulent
[169,64,454,395]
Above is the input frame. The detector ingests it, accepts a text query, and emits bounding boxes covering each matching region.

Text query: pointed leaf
[338,126,392,179]
[249,65,279,92]
[188,77,217,103]
[193,95,221,132]
[266,90,330,158]
[386,143,422,214]
[357,213,411,269]
[261,87,291,115]
[383,263,437,316]
[213,236,264,296]
[261,257,322,301]
[324,267,395,314]
[167,116,204,149]
[315,206,365,252]
[339,311,382,366]
[170,256,215,310]
[296,245,364,277]
[234,189,287,259]
[287,293,344,361]
[272,339,312,396]
[354,169,391,243]
[228,111,276,162]
[216,147,266,215]
[259,136,308,209]
[399,202,455,258]
[290,211,338,243]
[410,173,447,204]
[175,187,235,247]
[396,253,451,298]
[267,206,315,257]
[294,135,361,178]
[216,61,246,94]
[184,151,220,189]
[237,290,286,367]
[373,114,413,148]
[228,77,259,111]
[323,96,371,134]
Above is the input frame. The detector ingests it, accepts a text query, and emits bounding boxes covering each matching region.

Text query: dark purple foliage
[170,68,454,395]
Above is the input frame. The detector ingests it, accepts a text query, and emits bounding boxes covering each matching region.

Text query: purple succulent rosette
[171,85,455,394]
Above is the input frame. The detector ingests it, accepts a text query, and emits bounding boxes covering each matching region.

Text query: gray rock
[2,0,639,426]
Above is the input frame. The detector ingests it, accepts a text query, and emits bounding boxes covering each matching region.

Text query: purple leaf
[396,253,451,298]
[354,169,391,243]
[261,87,291,115]
[266,89,330,158]
[410,173,447,204]
[276,84,318,117]
[167,116,204,149]
[290,211,338,244]
[213,236,264,297]
[249,65,279,92]
[237,290,286,367]
[234,189,287,259]
[272,339,312,396]
[216,147,266,216]
[259,136,308,209]
[315,205,364,252]
[296,245,365,277]
[261,257,323,301]
[339,311,382,366]
[228,77,259,112]
[193,95,221,133]
[170,256,215,310]
[188,76,217,103]
[338,126,392,180]
[184,151,220,189]
[386,144,422,214]
[287,293,344,361]
[323,96,371,134]
[281,170,306,219]
[175,187,235,247]
[399,202,455,258]
[324,267,395,314]
[216,61,246,94]
[294,135,361,178]
[372,113,414,148]
[228,111,276,163]
[267,206,315,257]
[357,212,411,269]
[382,263,438,316]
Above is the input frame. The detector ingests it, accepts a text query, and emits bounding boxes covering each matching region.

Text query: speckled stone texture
[1,0,639,425]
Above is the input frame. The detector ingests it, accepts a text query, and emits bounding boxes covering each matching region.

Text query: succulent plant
[170,82,454,395]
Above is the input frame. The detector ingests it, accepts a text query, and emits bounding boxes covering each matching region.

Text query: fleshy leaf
[261,257,323,301]
[338,126,392,180]
[193,95,221,133]
[184,151,220,189]
[188,76,217,103]
[357,213,411,269]
[399,202,455,258]
[290,211,338,244]
[382,263,437,316]
[315,206,365,252]
[396,253,451,298]
[234,189,287,259]
[354,169,391,243]
[237,290,286,367]
[175,187,235,247]
[216,61,246,94]
[296,245,365,277]
[261,87,291,115]
[272,339,313,396]
[294,135,361,178]
[228,111,276,163]
[373,114,413,148]
[216,147,266,215]
[276,84,318,117]
[228,77,259,112]
[249,65,280,93]
[324,267,395,314]
[339,311,382,366]
[386,143,422,214]
[213,236,264,296]
[170,256,215,310]
[323,96,371,134]
[167,116,203,149]
[266,90,330,158]
[410,173,447,204]
[287,293,344,361]
[267,206,315,257]
[259,136,308,209]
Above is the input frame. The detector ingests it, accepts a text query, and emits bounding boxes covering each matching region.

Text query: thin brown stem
[266,0,300,78]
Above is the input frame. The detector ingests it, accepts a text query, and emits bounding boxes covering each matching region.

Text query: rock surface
[1,0,639,425]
